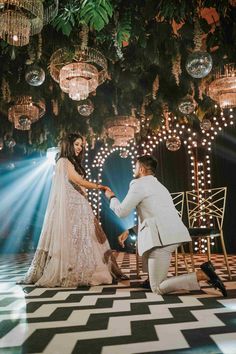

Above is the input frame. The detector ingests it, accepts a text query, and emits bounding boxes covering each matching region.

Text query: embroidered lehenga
[20,158,122,287]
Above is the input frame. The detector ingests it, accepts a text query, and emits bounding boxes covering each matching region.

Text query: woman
[20,133,126,287]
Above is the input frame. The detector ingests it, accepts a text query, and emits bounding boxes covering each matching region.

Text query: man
[105,155,227,297]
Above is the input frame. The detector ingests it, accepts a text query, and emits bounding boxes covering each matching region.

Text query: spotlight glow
[46,147,60,165]
[0,158,53,253]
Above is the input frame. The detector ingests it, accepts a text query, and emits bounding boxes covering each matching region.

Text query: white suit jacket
[110,175,191,256]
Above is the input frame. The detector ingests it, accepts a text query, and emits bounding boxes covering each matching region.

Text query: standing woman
[20,133,126,287]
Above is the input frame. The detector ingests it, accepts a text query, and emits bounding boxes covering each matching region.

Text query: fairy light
[92,141,138,220]
[95,107,236,230]
[85,145,98,215]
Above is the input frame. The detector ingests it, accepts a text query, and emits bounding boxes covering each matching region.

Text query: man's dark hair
[137,155,157,175]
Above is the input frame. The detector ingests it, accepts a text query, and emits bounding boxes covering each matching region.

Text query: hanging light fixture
[208,63,236,108]
[49,46,108,101]
[60,63,98,101]
[8,95,46,130]
[0,0,43,46]
[105,116,140,147]
[166,136,182,151]
[186,51,212,79]
[0,0,58,47]
[178,95,196,115]
[77,99,94,116]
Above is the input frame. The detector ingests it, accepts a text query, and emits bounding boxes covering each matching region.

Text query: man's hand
[105,190,115,199]
[118,230,129,248]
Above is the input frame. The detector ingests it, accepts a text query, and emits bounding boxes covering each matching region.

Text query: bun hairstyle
[57,132,86,177]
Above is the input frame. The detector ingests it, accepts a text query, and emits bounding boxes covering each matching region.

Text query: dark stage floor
[0,252,236,354]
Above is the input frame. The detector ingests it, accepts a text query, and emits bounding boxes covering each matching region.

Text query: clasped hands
[98,184,115,200]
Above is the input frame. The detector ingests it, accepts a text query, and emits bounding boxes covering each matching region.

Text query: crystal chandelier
[49,46,108,101]
[60,63,98,101]
[0,0,58,47]
[0,0,43,46]
[105,116,140,147]
[8,95,46,130]
[208,64,236,108]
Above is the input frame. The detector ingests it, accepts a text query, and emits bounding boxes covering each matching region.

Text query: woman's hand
[98,185,112,192]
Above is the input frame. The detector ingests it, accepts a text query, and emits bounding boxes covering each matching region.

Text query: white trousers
[144,244,200,295]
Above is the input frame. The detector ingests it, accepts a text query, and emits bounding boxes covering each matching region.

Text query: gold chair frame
[171,192,190,276]
[186,187,231,280]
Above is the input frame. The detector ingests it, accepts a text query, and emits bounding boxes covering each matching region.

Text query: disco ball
[77,99,94,116]
[120,150,129,158]
[166,136,181,152]
[5,137,16,148]
[178,95,196,115]
[200,118,211,131]
[25,64,45,86]
[186,51,212,78]
[0,138,3,151]
[19,115,31,130]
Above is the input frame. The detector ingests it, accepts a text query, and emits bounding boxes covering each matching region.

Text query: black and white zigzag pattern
[0,253,236,354]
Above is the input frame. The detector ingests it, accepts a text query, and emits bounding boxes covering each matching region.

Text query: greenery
[0,0,236,152]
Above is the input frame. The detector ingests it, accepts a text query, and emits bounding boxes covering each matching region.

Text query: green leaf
[62,22,73,36]
[52,1,81,36]
[116,13,132,47]
[79,0,113,31]
[97,7,109,24]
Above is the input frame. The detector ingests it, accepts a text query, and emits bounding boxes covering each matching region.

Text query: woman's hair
[57,133,86,177]
[137,155,157,175]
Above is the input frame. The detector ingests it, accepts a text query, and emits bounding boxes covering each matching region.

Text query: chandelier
[8,95,46,130]
[0,0,58,47]
[49,46,108,101]
[208,63,236,108]
[60,63,98,101]
[105,116,140,147]
[0,0,43,46]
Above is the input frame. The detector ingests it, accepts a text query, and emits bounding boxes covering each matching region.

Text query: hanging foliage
[80,0,113,31]
[0,0,235,152]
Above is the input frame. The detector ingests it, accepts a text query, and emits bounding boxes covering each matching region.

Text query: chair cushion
[188,227,220,237]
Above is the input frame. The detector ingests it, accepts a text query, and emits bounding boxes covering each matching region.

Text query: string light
[91,142,138,220]
[137,106,235,253]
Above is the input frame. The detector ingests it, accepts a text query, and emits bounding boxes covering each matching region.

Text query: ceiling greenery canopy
[0,0,235,151]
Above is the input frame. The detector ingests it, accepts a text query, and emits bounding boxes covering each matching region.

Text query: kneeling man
[105,155,226,297]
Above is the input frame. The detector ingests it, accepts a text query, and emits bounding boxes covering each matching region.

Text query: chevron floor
[0,252,236,354]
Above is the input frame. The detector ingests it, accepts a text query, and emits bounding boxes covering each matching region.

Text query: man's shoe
[200,261,227,297]
[141,278,151,289]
